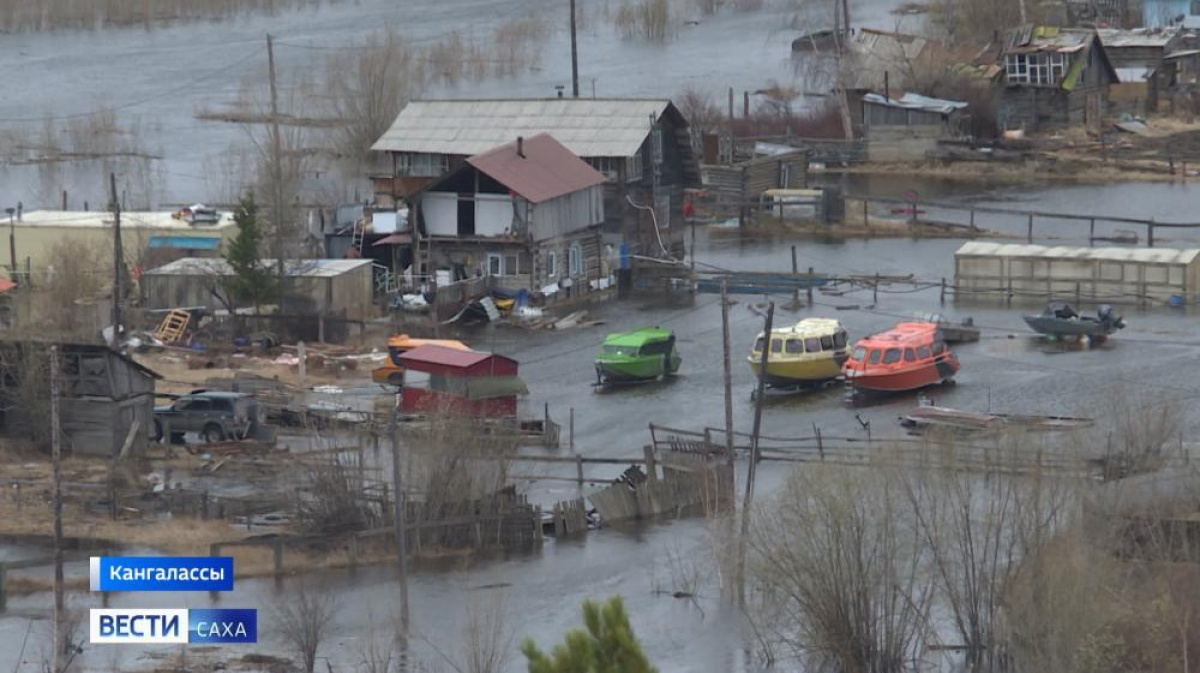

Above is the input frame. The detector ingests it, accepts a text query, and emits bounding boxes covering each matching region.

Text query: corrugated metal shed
[371,99,673,158]
[466,133,607,204]
[146,258,373,278]
[955,242,1200,265]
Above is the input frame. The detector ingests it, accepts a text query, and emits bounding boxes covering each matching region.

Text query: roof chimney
[517,136,525,158]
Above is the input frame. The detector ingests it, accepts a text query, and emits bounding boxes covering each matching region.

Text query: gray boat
[1023,303,1125,341]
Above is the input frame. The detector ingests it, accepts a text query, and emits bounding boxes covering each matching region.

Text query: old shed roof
[145,258,373,278]
[955,242,1200,265]
[465,133,607,204]
[1098,28,1178,49]
[862,92,968,114]
[371,98,677,158]
[1004,26,1093,54]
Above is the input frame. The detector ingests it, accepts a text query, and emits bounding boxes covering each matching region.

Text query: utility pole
[389,412,411,645]
[51,345,65,671]
[721,280,734,468]
[266,34,287,283]
[569,0,580,98]
[5,207,15,282]
[737,301,773,607]
[109,173,122,346]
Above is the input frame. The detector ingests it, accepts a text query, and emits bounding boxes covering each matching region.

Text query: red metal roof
[465,133,607,205]
[400,344,519,373]
[0,279,14,294]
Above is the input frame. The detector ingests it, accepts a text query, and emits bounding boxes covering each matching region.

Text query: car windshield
[603,345,638,356]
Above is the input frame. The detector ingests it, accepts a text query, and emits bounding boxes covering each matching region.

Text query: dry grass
[0,0,333,32]
[615,0,672,42]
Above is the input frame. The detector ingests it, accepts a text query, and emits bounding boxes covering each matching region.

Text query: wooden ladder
[154,309,191,343]
[349,217,367,255]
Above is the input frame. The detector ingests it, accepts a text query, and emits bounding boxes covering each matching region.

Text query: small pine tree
[223,192,279,313]
[521,596,658,673]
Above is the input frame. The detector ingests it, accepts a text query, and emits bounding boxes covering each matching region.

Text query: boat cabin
[372,335,470,385]
[398,345,529,418]
[843,322,959,393]
[752,319,849,360]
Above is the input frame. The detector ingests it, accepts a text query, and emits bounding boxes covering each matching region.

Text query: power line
[0,47,263,124]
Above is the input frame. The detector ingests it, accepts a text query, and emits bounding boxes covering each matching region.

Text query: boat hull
[748,354,846,386]
[1023,316,1117,338]
[595,355,681,383]
[846,359,958,393]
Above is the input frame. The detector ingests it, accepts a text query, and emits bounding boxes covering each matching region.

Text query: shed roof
[840,29,945,91]
[954,242,1200,265]
[1098,27,1179,49]
[465,133,607,204]
[371,98,677,158]
[0,340,163,380]
[1004,26,1094,54]
[144,258,373,278]
[400,344,517,370]
[863,92,968,114]
[17,210,236,231]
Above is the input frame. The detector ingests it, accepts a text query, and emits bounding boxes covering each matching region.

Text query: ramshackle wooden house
[411,133,608,296]
[998,26,1118,133]
[0,341,160,457]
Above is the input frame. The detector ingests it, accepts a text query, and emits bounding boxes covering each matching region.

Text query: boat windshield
[882,348,901,364]
[753,336,764,352]
[603,345,638,356]
[851,346,866,361]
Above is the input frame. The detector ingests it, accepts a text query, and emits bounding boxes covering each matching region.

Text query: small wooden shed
[0,341,161,457]
[399,345,528,418]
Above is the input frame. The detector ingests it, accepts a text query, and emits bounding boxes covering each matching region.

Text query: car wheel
[201,423,226,443]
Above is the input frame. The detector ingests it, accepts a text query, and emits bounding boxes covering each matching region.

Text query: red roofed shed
[398,345,528,418]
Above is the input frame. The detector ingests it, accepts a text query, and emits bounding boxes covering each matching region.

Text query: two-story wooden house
[998,27,1118,134]
[411,133,608,296]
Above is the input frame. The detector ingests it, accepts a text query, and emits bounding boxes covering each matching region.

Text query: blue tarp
[148,236,221,250]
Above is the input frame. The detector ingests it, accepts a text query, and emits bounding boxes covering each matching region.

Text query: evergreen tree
[223,192,279,313]
[521,596,658,673]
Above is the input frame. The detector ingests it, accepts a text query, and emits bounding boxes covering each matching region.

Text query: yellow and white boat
[748,318,850,388]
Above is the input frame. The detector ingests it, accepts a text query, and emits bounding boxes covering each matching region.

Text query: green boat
[595,328,681,385]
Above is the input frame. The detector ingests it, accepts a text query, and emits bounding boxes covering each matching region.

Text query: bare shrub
[615,0,671,42]
[748,464,934,672]
[273,581,340,673]
[33,238,109,340]
[676,86,724,134]
[293,456,384,536]
[326,28,424,167]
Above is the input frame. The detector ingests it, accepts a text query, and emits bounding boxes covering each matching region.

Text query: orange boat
[842,322,959,394]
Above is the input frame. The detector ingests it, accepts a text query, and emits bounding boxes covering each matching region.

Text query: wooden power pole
[721,281,734,467]
[389,413,411,641]
[737,301,773,606]
[51,345,65,671]
[570,0,580,98]
[266,34,287,281]
[109,173,122,346]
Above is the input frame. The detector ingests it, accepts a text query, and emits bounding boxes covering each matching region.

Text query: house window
[1005,52,1069,85]
[568,244,582,276]
[397,152,450,177]
[1192,0,1200,14]
[487,253,502,276]
[626,151,643,182]
[652,126,664,165]
[505,253,520,276]
[546,250,558,278]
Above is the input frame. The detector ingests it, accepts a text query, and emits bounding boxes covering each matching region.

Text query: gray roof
[1098,28,1178,49]
[955,242,1200,265]
[863,92,968,114]
[371,98,675,158]
[145,258,373,278]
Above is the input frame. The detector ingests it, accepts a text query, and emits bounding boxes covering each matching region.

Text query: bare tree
[423,592,513,673]
[273,581,340,673]
[748,464,934,672]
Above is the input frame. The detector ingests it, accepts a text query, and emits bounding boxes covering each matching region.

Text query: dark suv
[154,391,259,443]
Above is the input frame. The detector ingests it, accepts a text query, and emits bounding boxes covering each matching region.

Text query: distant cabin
[997,27,1118,133]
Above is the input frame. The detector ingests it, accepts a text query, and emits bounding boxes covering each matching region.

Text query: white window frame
[397,152,450,177]
[546,249,558,278]
[1005,52,1069,86]
[568,244,582,277]
[625,151,643,182]
[486,253,502,276]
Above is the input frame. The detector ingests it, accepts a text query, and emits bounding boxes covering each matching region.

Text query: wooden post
[272,539,284,578]
[389,415,410,636]
[1148,220,1155,248]
[109,173,122,348]
[690,221,697,279]
[1007,277,1013,306]
[1027,212,1034,243]
[940,278,946,305]
[348,534,359,568]
[791,245,799,305]
[969,208,976,230]
[873,273,879,305]
[318,316,326,344]
[569,407,575,448]
[534,505,544,545]
[814,423,824,461]
[721,280,734,468]
[1075,282,1081,305]
[51,345,65,665]
[1089,218,1096,246]
[0,562,6,611]
[862,198,868,226]
[1170,155,1176,175]
[644,444,658,483]
[575,455,584,486]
